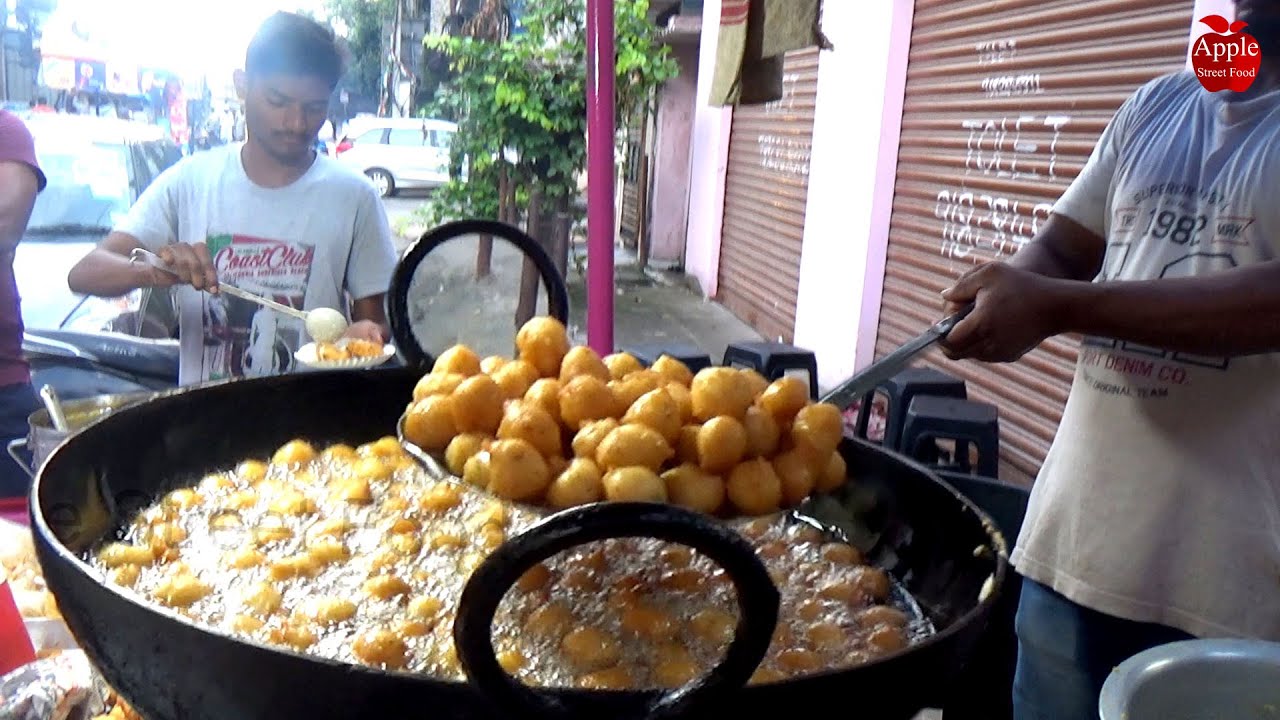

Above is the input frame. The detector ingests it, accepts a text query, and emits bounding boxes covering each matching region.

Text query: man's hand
[155,242,219,292]
[343,319,387,343]
[939,262,1073,363]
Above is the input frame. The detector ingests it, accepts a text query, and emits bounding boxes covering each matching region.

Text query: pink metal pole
[585,0,616,355]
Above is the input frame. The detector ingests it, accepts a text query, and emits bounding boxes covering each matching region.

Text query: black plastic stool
[620,343,713,375]
[853,367,967,451]
[721,341,819,399]
[900,395,999,479]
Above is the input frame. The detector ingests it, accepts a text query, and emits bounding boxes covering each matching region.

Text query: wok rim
[30,380,1010,696]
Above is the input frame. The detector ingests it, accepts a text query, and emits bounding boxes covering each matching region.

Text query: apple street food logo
[1192,15,1261,92]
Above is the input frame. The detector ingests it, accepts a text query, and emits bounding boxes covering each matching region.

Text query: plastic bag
[0,650,108,720]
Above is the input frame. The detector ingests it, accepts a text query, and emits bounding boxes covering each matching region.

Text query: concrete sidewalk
[564,248,763,361]
[396,232,762,361]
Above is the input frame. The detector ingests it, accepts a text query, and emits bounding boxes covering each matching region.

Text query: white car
[334,118,458,197]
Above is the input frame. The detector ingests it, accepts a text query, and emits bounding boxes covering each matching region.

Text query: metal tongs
[821,302,976,409]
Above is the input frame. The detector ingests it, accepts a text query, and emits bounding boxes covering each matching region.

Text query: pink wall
[1189,0,1238,68]
[790,0,916,392]
[683,0,733,297]
[648,43,700,267]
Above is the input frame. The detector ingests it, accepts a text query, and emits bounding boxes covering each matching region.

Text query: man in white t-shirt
[67,12,397,386]
[942,2,1280,712]
[940,2,1280,718]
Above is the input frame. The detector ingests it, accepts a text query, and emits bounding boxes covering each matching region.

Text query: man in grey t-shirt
[67,12,396,385]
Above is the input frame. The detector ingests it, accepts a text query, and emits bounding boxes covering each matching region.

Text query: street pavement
[380,194,765,365]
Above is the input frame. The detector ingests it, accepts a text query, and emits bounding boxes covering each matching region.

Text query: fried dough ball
[486,438,551,501]
[596,424,674,472]
[697,416,747,473]
[661,464,725,514]
[772,448,817,506]
[817,450,848,492]
[604,352,644,380]
[523,378,563,424]
[560,375,620,430]
[479,355,507,374]
[413,372,467,401]
[758,377,809,424]
[743,405,781,458]
[675,423,701,465]
[690,367,754,421]
[561,626,621,671]
[621,388,682,444]
[651,355,694,387]
[444,433,490,476]
[560,345,611,383]
[497,401,562,458]
[572,418,619,460]
[609,370,664,411]
[517,316,571,377]
[791,403,844,461]
[462,452,491,489]
[664,382,694,423]
[546,458,605,508]
[433,344,481,376]
[740,369,770,399]
[403,395,457,451]
[272,439,316,466]
[726,458,783,515]
[451,374,505,434]
[489,359,540,401]
[602,466,668,503]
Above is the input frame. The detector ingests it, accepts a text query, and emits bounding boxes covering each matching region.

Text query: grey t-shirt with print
[116,144,396,385]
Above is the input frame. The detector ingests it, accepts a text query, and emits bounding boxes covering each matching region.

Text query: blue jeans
[1012,578,1193,720]
[0,381,39,498]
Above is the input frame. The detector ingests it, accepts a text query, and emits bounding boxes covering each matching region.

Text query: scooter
[23,328,179,400]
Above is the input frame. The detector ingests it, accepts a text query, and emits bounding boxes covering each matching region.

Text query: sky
[43,0,333,83]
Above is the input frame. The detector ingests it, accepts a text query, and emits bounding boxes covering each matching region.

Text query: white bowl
[1099,638,1280,720]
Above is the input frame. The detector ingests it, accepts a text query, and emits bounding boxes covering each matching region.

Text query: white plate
[294,340,397,370]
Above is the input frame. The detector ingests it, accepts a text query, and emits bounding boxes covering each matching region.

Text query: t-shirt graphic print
[198,233,316,382]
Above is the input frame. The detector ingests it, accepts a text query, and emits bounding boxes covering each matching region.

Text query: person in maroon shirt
[0,110,47,497]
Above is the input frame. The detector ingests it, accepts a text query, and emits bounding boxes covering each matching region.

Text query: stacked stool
[722,341,819,399]
[852,366,967,451]
[899,395,1000,479]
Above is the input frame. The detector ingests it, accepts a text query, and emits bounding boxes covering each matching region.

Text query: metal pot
[1099,638,1280,720]
[6,392,157,478]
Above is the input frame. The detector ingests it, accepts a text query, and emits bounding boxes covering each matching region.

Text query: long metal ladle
[128,248,349,342]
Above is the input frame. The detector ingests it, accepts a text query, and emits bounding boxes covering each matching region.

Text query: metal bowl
[1099,638,1280,720]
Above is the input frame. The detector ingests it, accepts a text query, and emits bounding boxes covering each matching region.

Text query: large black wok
[29,220,1008,720]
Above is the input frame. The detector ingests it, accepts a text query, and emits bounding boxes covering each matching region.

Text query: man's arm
[67,231,166,296]
[341,185,397,342]
[1053,261,1280,356]
[0,161,39,254]
[348,294,389,341]
[68,158,211,296]
[1006,213,1107,282]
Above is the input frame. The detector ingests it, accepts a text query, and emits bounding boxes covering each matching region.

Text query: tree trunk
[477,164,507,280]
[551,195,571,282]
[515,182,545,328]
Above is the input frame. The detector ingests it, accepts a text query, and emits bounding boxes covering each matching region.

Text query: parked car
[333,117,457,197]
[14,114,183,339]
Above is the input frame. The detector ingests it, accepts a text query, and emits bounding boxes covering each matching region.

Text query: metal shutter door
[877,0,1194,484]
[718,48,819,343]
